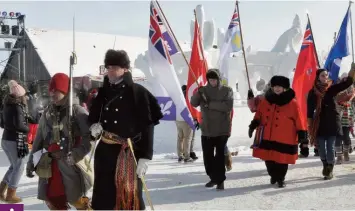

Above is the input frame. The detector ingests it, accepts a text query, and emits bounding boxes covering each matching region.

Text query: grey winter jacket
[190,69,234,137]
[27,97,92,203]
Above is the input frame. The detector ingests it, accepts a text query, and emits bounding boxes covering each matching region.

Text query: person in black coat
[0,80,31,203]
[88,49,163,210]
[307,65,355,180]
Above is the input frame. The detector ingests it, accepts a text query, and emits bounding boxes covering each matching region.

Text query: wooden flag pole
[154,0,200,88]
[349,0,354,62]
[306,13,320,67]
[235,0,251,90]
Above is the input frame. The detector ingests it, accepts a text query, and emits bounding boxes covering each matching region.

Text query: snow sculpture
[189,5,215,51]
[271,14,303,53]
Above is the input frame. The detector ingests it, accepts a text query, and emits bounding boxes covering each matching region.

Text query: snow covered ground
[1,106,355,209]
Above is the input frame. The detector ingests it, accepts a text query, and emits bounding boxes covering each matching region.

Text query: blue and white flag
[324,7,351,82]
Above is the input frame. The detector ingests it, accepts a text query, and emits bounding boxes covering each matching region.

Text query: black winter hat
[104,49,130,69]
[270,75,290,89]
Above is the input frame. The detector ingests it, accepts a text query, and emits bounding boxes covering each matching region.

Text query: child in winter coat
[307,66,355,180]
[335,75,355,164]
[248,76,307,188]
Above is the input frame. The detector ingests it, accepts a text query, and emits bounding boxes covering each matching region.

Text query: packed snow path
[2,149,355,210]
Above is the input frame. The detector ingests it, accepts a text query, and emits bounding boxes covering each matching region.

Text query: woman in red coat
[248,76,307,188]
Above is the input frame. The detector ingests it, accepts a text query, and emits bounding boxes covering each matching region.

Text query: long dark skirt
[91,141,145,210]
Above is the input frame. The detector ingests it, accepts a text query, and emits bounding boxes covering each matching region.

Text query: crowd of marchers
[0,49,355,210]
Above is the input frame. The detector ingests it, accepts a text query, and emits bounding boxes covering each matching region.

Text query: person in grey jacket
[190,68,234,190]
[26,73,92,210]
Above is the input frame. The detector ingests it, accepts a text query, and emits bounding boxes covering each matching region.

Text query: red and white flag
[186,17,208,124]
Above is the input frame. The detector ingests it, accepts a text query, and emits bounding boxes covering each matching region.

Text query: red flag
[292,19,319,126]
[186,17,208,123]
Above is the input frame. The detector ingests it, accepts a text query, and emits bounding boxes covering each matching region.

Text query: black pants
[91,141,145,210]
[201,135,229,184]
[265,161,288,182]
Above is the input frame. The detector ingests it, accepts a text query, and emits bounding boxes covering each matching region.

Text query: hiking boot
[270,177,276,185]
[205,181,216,188]
[0,181,7,201]
[184,157,194,163]
[190,152,198,160]
[324,164,334,180]
[216,182,224,191]
[5,187,22,203]
[336,155,343,164]
[277,180,286,188]
[322,160,328,176]
[178,156,183,162]
[344,151,350,162]
[225,153,232,171]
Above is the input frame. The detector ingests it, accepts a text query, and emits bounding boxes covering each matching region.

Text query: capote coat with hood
[251,76,307,164]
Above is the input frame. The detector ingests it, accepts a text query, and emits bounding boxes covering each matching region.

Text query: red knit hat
[49,73,69,94]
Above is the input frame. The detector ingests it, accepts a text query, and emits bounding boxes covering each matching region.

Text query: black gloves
[248,119,260,138]
[297,130,308,144]
[26,162,35,178]
[194,119,200,130]
[247,89,254,100]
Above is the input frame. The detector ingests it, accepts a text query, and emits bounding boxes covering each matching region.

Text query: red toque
[49,73,69,94]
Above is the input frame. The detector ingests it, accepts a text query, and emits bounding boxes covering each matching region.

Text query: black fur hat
[270,75,290,89]
[104,49,130,69]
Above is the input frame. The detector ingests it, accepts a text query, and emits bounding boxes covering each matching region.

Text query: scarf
[310,80,332,145]
[17,104,29,158]
[101,131,140,210]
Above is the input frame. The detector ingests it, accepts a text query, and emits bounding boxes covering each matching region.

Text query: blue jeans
[317,136,336,165]
[1,140,25,188]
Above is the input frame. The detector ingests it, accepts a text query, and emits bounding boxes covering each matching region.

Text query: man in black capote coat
[88,49,163,210]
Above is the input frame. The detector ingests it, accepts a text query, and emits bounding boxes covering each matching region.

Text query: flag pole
[236,0,251,90]
[349,0,354,62]
[306,13,320,67]
[154,0,200,88]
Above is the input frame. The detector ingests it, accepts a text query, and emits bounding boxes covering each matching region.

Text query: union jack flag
[149,2,172,64]
[228,5,240,30]
[301,21,314,51]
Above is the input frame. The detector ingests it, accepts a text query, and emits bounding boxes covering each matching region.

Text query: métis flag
[292,17,319,126]
[147,1,194,129]
[324,6,351,82]
[186,13,208,124]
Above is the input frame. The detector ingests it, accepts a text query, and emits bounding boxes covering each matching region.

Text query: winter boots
[321,160,328,176]
[225,152,232,171]
[5,187,22,203]
[336,155,344,164]
[0,181,7,201]
[205,181,224,190]
[190,152,198,160]
[324,164,334,180]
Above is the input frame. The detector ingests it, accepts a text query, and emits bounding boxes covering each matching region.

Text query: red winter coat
[252,89,307,164]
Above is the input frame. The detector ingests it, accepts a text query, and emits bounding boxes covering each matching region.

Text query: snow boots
[336,155,343,164]
[225,152,232,171]
[324,164,334,180]
[5,187,22,203]
[321,160,328,176]
[0,181,7,201]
